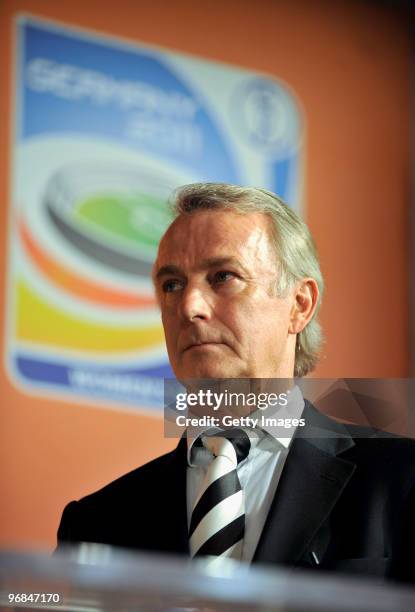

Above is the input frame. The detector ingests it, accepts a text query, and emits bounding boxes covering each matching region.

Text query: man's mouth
[183,341,223,352]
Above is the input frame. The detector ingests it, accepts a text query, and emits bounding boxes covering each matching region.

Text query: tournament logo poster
[6,15,303,412]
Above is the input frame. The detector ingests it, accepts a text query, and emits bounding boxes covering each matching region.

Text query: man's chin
[176,360,243,380]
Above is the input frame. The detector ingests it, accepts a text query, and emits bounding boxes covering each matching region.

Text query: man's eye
[213,271,236,284]
[162,279,183,293]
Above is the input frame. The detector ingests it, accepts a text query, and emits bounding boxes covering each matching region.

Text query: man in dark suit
[57,183,415,582]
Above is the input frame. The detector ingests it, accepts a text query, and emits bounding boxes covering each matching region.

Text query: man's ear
[289,278,319,334]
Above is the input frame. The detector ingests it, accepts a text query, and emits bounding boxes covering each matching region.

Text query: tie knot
[202,428,251,465]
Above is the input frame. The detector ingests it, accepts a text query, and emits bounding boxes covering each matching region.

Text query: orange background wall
[0,0,412,550]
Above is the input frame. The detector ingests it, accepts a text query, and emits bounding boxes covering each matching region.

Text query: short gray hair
[170,183,324,377]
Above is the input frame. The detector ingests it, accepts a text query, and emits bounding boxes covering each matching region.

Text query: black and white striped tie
[189,429,251,564]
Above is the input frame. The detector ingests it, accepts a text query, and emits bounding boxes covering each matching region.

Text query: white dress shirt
[186,386,304,562]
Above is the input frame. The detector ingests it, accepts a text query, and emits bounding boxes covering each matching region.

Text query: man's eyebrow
[154,257,247,282]
[154,265,183,281]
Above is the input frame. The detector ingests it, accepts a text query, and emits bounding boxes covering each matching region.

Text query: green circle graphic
[74,191,172,255]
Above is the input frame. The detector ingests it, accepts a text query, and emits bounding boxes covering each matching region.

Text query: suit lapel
[253,402,356,565]
[157,437,190,554]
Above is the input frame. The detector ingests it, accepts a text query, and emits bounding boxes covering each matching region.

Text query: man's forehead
[159,209,272,251]
[153,210,276,277]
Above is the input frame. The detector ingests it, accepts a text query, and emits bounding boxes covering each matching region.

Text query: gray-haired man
[57,183,415,582]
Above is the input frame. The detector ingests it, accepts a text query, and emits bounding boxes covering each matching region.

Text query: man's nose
[179,285,212,322]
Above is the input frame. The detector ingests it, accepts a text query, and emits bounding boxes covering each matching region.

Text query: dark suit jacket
[57,401,415,582]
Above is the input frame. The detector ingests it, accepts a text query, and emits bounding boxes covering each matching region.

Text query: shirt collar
[260,385,304,448]
[186,385,304,465]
